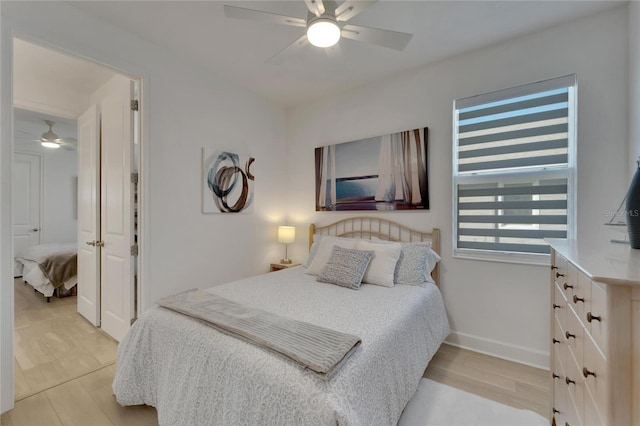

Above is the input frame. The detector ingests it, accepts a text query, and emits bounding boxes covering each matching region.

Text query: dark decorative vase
[627,158,640,249]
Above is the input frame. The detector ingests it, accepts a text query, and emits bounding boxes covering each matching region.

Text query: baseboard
[445,331,550,370]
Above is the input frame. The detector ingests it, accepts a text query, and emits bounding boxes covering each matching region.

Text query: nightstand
[269,262,301,272]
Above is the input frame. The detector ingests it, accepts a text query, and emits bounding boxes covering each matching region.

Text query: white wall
[286,6,629,368]
[41,149,77,244]
[15,146,78,244]
[630,1,640,180]
[0,1,287,412]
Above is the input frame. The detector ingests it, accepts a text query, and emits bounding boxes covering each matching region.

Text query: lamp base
[280,258,292,264]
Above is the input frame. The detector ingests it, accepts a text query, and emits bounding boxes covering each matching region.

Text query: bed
[113,217,450,425]
[14,242,78,301]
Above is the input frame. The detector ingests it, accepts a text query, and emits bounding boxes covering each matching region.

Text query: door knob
[32,228,39,232]
[86,241,96,246]
[95,241,105,247]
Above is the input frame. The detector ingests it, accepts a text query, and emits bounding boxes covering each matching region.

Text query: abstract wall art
[315,127,429,211]
[202,149,255,214]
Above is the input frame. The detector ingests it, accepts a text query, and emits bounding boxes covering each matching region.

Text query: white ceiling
[69,0,623,108]
[14,38,116,97]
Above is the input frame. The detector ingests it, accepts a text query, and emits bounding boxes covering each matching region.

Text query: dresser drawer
[565,262,578,299]
[555,254,568,288]
[553,350,569,425]
[588,282,608,355]
[573,271,591,326]
[566,306,584,368]
[554,282,568,335]
[584,385,606,426]
[566,351,585,426]
[554,313,567,375]
[583,333,608,424]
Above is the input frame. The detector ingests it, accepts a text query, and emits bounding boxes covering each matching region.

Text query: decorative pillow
[356,240,402,287]
[394,242,440,285]
[306,236,359,276]
[316,246,374,290]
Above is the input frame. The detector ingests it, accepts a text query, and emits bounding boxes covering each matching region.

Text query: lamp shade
[277,226,296,244]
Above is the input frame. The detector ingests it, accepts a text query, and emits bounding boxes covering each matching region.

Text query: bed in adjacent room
[15,242,78,302]
[113,217,450,425]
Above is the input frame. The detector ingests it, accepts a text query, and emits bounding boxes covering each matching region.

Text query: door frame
[0,24,150,413]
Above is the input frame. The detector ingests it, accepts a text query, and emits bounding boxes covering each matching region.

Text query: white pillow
[357,240,402,287]
[304,234,323,268]
[306,236,359,276]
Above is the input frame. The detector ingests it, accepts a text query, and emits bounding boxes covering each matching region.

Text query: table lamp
[277,226,295,264]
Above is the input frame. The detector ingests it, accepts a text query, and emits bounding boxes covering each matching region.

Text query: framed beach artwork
[202,149,255,214]
[315,127,429,211]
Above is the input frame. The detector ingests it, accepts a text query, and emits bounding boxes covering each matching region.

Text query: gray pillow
[316,246,374,290]
[394,242,440,285]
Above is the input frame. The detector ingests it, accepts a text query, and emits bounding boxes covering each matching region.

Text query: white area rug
[398,379,548,426]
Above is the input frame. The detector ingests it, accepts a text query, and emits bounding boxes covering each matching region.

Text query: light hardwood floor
[423,343,550,419]
[3,283,550,425]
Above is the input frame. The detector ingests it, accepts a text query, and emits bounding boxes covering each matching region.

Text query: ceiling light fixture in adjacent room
[307,17,341,48]
[40,120,62,148]
[41,141,61,149]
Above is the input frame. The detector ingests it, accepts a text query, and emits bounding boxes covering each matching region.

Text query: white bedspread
[113,267,450,426]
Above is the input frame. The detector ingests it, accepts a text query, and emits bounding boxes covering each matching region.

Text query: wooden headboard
[309,217,440,285]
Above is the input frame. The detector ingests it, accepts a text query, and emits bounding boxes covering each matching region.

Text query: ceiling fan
[21,119,77,150]
[223,0,413,63]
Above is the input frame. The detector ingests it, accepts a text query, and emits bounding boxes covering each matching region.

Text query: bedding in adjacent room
[15,242,78,297]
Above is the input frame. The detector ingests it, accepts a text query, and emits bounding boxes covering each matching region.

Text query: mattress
[113,266,450,425]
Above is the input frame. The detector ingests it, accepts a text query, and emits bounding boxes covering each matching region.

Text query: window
[453,75,576,264]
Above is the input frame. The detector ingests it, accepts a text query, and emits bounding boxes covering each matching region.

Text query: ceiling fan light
[41,141,61,149]
[307,18,340,48]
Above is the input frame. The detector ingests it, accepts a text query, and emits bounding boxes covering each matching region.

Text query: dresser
[547,239,640,426]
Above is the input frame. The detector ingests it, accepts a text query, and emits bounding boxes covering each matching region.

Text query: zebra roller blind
[454,75,576,258]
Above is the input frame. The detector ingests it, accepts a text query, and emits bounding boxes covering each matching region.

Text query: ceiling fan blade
[304,0,325,17]
[223,5,306,28]
[335,0,377,22]
[341,24,413,50]
[266,35,310,65]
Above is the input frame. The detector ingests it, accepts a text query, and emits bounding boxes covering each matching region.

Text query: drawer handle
[573,295,584,304]
[565,377,575,385]
[551,265,558,271]
[565,331,576,339]
[552,373,561,379]
[583,367,596,378]
[553,304,561,309]
[563,283,574,290]
[587,312,601,323]
[556,272,565,278]
[553,338,561,344]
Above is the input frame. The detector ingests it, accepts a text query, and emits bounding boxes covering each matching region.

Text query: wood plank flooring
[423,343,550,419]
[3,281,550,425]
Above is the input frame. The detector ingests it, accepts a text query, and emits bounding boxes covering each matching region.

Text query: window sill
[453,248,550,267]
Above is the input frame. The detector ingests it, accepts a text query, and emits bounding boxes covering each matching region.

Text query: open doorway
[10,38,141,400]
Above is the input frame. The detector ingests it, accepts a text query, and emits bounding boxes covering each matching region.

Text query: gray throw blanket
[157,289,361,379]
[38,252,77,289]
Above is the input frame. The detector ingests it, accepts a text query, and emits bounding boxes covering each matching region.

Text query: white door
[77,105,101,326]
[13,153,41,277]
[100,79,135,342]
